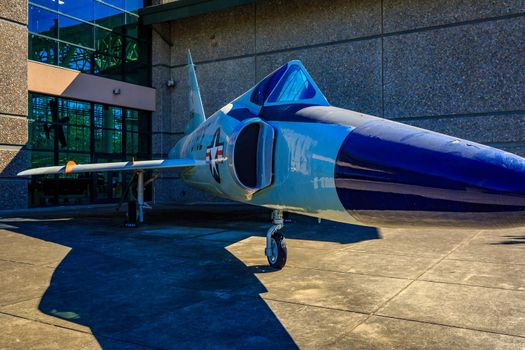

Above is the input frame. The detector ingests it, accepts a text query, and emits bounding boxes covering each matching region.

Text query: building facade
[0,0,524,209]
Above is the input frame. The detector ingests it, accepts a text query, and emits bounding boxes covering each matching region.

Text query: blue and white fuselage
[173,60,525,228]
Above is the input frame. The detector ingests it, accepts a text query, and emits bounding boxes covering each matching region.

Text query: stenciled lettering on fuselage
[205,128,224,183]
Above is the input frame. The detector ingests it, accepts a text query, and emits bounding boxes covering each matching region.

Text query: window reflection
[28,0,150,86]
[59,43,92,72]
[29,34,58,64]
[28,93,151,207]
[59,15,93,48]
[29,6,58,37]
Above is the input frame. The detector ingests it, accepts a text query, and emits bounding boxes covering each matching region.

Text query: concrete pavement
[0,205,523,349]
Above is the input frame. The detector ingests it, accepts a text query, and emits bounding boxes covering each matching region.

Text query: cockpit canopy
[243,60,329,108]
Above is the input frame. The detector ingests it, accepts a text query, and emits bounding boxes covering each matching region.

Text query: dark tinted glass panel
[59,99,91,126]
[29,94,55,123]
[126,132,138,155]
[95,27,122,57]
[56,99,91,151]
[57,153,92,205]
[92,169,123,201]
[29,34,58,65]
[93,53,122,80]
[124,61,149,85]
[59,15,93,48]
[124,37,140,62]
[59,43,92,72]
[59,0,94,22]
[60,126,91,152]
[124,22,138,38]
[30,150,55,167]
[94,128,122,153]
[125,110,138,132]
[94,105,122,129]
[29,5,58,37]
[94,1,124,31]
[126,13,138,25]
[28,122,55,150]
[28,93,150,207]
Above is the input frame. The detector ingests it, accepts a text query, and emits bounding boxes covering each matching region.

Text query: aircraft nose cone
[334,118,525,227]
[338,119,525,194]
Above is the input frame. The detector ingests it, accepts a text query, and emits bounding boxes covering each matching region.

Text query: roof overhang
[139,0,255,25]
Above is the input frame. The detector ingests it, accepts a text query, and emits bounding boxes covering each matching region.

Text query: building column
[0,4,29,209]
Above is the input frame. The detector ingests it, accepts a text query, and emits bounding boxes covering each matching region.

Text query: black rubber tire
[267,231,287,269]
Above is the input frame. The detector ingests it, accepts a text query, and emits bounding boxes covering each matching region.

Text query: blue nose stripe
[335,119,525,213]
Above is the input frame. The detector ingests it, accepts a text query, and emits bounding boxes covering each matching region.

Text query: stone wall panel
[383,17,525,119]
[256,0,381,52]
[384,0,525,32]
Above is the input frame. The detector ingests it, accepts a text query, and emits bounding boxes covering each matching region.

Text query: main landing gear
[265,210,288,269]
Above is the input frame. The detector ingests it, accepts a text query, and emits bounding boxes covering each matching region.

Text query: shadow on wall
[2,208,379,348]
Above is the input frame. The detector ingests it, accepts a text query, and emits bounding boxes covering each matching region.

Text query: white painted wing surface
[17,159,202,176]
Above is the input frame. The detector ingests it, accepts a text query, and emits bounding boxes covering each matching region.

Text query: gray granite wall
[0,3,29,209]
[151,0,525,204]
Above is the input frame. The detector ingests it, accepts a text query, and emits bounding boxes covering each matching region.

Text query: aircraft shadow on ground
[490,234,525,245]
[1,208,379,349]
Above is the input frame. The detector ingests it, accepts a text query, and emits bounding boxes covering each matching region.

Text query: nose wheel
[265,210,288,269]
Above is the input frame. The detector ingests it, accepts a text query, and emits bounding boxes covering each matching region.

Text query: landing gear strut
[265,210,287,269]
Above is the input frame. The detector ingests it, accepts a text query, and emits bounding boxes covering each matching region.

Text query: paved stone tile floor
[0,205,523,349]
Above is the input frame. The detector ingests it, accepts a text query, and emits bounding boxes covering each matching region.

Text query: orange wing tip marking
[65,160,77,174]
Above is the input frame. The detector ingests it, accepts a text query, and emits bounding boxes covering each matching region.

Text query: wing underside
[17,159,201,177]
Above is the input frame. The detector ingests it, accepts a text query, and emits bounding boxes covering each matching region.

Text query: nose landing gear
[265,210,287,269]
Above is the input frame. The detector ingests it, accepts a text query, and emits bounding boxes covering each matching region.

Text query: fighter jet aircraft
[19,52,525,269]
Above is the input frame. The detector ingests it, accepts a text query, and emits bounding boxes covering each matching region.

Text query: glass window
[29,94,55,123]
[95,27,122,56]
[94,1,125,31]
[124,22,138,38]
[125,37,139,62]
[94,105,122,129]
[267,65,316,103]
[124,62,148,85]
[59,43,92,72]
[29,34,58,65]
[59,99,91,125]
[93,53,123,80]
[60,126,91,152]
[94,128,122,153]
[57,153,92,205]
[30,150,55,167]
[125,110,138,132]
[29,0,58,11]
[59,0,94,22]
[125,0,142,13]
[29,5,58,37]
[102,0,125,10]
[250,65,287,105]
[28,93,151,207]
[126,132,138,155]
[28,122,55,150]
[59,15,93,48]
